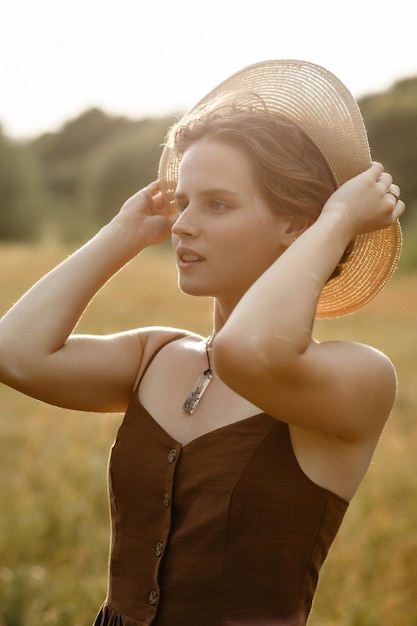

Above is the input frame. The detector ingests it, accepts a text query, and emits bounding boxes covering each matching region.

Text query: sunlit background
[1,2,417,625]
[1,0,416,139]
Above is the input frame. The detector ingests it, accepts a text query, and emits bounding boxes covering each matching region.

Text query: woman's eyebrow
[174,188,240,200]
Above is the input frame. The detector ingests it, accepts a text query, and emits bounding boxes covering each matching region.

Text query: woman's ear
[280,214,314,246]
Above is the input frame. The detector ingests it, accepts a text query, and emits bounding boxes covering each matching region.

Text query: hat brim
[159,59,402,318]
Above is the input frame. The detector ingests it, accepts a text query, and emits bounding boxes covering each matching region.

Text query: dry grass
[0,242,416,626]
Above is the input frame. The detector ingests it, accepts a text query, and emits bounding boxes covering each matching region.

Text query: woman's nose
[171,206,199,237]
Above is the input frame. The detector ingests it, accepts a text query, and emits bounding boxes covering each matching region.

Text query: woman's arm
[213,163,405,440]
[0,181,176,412]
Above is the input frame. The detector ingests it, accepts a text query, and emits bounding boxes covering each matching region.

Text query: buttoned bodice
[93,390,348,626]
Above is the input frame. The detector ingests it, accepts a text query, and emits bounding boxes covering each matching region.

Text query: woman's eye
[174,199,229,213]
[211,201,228,211]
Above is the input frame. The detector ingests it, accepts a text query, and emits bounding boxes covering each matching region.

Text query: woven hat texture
[159,60,402,318]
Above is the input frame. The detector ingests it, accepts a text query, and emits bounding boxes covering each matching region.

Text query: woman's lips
[180,253,202,262]
[176,248,205,268]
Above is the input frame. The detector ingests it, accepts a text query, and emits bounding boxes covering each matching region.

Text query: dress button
[162,492,170,507]
[148,590,159,605]
[155,541,164,557]
[167,448,177,463]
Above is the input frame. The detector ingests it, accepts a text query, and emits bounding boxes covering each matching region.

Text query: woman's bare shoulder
[140,325,203,349]
[132,326,203,388]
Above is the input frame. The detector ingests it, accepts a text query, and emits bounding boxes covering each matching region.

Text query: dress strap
[133,332,187,391]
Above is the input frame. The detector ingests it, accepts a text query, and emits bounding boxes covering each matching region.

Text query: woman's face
[171,136,289,309]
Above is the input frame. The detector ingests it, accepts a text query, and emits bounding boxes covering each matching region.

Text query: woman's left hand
[321,161,405,239]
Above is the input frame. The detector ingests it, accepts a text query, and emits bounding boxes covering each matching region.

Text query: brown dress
[93,344,348,626]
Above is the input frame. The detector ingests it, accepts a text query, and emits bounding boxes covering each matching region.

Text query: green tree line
[0,108,176,243]
[1,75,416,261]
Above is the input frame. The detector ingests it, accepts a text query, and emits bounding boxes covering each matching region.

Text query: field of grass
[0,241,416,626]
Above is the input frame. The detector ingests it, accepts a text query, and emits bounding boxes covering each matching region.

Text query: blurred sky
[1,0,416,139]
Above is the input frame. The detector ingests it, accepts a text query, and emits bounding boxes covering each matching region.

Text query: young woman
[0,61,404,625]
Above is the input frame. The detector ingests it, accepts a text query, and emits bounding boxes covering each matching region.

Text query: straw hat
[158,60,402,318]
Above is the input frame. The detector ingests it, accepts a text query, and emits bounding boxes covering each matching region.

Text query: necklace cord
[181,335,214,414]
[204,335,212,374]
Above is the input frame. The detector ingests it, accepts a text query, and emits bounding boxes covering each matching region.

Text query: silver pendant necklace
[182,336,213,414]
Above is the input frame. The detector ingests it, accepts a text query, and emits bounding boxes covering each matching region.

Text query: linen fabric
[93,351,348,625]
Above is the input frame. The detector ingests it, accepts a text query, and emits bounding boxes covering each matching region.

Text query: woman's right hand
[114,180,178,249]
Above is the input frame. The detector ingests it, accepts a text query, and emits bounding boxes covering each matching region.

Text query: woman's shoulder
[325,338,397,423]
[131,326,203,390]
[140,325,203,347]
[320,337,396,390]
[327,338,395,372]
